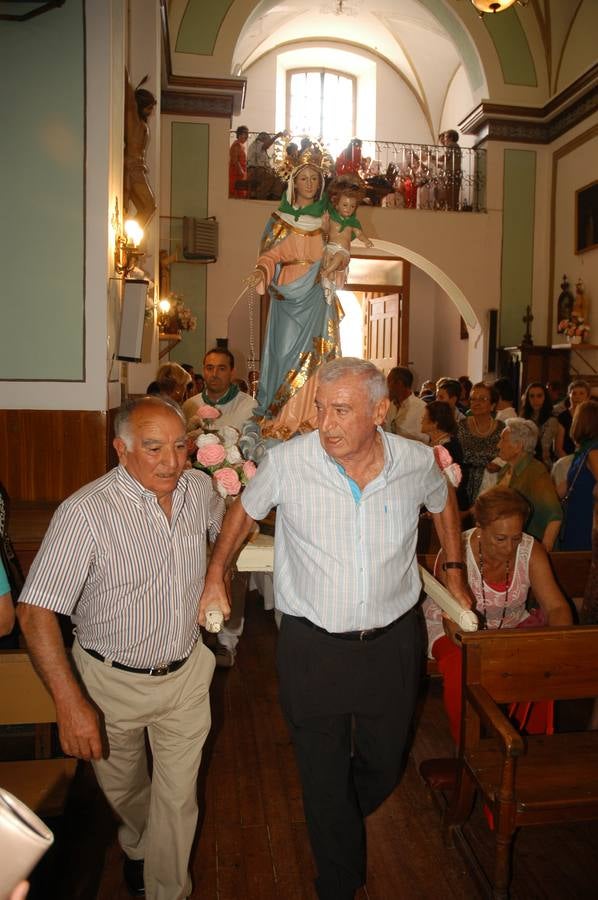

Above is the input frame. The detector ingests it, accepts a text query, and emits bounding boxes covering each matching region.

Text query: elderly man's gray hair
[318,357,388,406]
[505,417,538,455]
[114,395,186,450]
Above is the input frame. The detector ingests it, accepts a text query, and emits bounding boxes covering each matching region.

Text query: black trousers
[276,609,421,900]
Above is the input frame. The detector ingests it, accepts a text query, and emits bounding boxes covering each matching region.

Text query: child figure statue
[321,175,373,296]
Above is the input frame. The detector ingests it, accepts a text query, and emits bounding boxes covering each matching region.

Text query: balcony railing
[229,132,486,212]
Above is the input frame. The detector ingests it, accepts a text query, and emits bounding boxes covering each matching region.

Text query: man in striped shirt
[17,396,224,900]
[199,358,471,900]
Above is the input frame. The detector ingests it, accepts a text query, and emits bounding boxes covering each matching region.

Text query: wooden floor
[25,597,598,899]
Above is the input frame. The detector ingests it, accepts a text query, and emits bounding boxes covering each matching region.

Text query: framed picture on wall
[575,179,598,254]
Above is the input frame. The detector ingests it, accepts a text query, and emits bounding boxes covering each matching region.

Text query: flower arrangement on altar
[189,406,257,498]
[158,292,197,333]
[557,315,590,342]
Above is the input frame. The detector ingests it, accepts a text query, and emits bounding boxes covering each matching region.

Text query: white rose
[219,425,240,448]
[225,445,242,464]
[196,433,219,448]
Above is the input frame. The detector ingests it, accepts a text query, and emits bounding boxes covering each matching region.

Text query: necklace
[477,536,510,630]
[472,417,494,437]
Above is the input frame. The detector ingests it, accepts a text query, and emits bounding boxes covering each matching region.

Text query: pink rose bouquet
[197,443,227,467]
[195,404,221,420]
[433,444,462,488]
[213,467,242,497]
[193,426,258,498]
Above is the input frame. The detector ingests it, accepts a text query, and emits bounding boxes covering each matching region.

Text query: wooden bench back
[0,651,58,725]
[460,625,598,704]
[548,550,592,599]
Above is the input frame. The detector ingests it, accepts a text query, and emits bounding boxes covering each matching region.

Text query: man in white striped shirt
[18,396,224,900]
[199,358,471,900]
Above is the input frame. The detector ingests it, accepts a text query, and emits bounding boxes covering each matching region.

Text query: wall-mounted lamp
[468,0,527,14]
[157,297,172,331]
[115,218,145,277]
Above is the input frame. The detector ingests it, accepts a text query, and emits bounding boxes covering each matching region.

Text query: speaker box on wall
[487,308,498,373]
[116,279,148,362]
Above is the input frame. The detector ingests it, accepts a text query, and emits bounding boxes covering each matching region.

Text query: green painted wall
[0,1,85,380]
[169,122,209,368]
[485,8,537,87]
[500,149,536,347]
[176,0,234,55]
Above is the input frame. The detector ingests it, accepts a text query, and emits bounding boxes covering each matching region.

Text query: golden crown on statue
[272,134,334,181]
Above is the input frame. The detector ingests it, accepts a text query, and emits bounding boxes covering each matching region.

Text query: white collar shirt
[385,392,429,443]
[183,391,257,431]
[241,428,447,632]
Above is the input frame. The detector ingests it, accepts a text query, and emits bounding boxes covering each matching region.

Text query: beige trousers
[73,639,215,900]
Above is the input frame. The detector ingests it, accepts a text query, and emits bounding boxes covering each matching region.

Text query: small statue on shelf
[572,278,589,322]
[557,275,574,323]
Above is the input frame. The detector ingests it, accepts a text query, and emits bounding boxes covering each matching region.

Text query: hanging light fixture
[469,0,528,15]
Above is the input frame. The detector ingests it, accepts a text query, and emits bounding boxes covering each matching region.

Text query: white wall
[441,66,476,149]
[432,284,471,380]
[409,268,470,387]
[375,58,433,144]
[234,41,433,145]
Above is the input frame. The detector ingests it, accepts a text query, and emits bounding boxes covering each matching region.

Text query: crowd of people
[384,368,597,553]
[6,353,597,900]
[228,128,467,210]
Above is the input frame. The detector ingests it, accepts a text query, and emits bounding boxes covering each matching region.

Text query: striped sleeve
[18,501,96,615]
[208,487,226,543]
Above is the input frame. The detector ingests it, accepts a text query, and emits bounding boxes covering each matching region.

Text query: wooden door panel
[366,293,399,375]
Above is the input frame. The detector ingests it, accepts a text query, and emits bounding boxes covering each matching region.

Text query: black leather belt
[82,646,189,676]
[297,614,403,642]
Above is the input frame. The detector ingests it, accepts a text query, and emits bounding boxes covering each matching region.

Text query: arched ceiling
[233,0,486,103]
[167,1,597,126]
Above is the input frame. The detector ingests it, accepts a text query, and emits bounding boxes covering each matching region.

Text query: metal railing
[229,131,486,212]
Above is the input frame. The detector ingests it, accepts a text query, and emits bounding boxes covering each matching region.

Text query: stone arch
[371,239,485,380]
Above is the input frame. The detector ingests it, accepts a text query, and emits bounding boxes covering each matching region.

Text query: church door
[363,284,409,375]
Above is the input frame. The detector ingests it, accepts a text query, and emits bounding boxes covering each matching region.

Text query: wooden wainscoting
[0,409,116,504]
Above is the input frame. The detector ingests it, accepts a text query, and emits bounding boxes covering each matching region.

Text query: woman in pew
[423,486,572,745]
[496,417,562,551]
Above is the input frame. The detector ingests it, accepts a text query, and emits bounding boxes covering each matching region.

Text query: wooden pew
[444,626,598,900]
[0,651,77,818]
